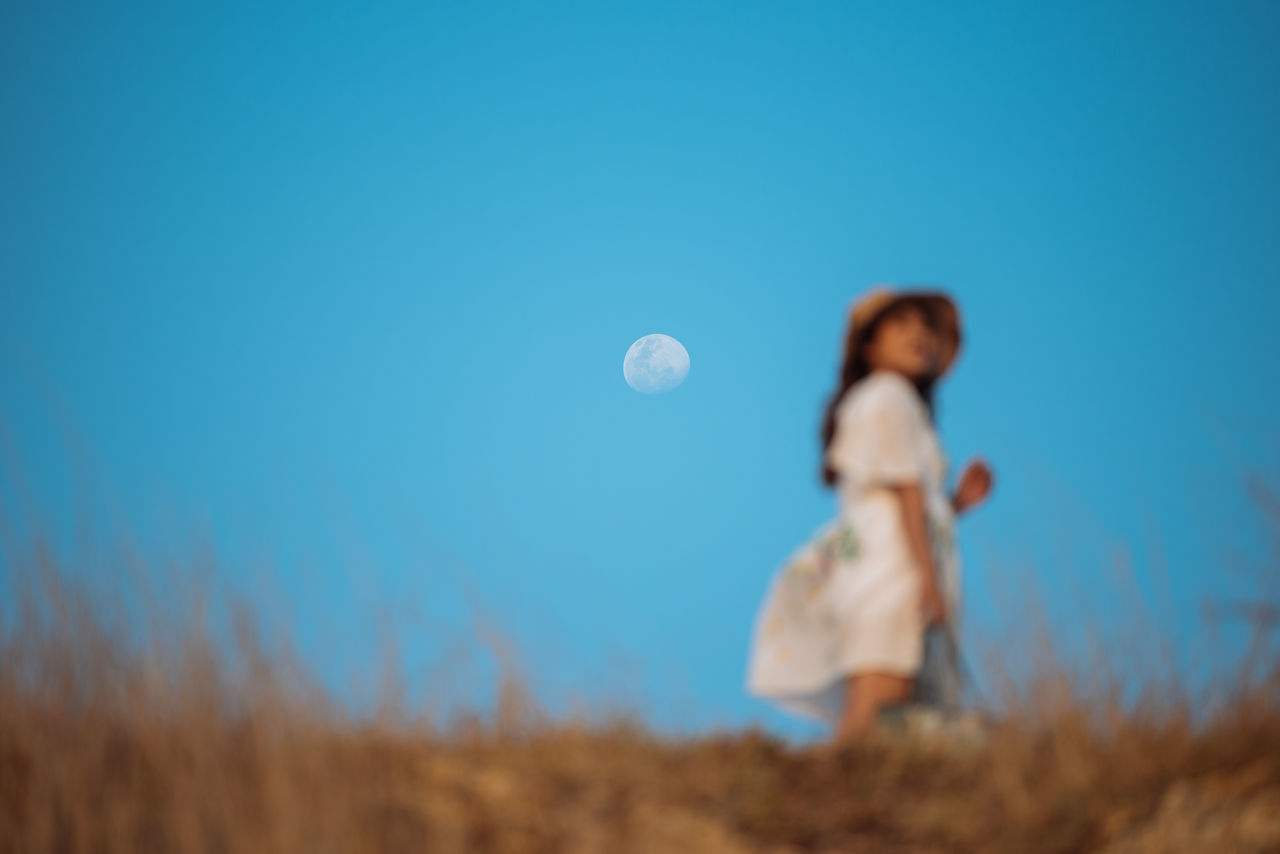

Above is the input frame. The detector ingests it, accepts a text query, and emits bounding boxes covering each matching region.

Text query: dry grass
[2,488,1279,853]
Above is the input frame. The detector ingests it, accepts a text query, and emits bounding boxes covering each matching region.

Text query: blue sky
[2,1,1278,739]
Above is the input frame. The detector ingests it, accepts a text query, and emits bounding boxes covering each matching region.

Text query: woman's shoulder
[839,370,924,418]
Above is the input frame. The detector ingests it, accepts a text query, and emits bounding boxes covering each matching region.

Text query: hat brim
[849,288,962,377]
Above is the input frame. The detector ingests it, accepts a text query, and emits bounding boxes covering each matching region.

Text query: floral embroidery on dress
[762,520,860,641]
[819,519,861,564]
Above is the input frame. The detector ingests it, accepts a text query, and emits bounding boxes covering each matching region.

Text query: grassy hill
[3,485,1278,852]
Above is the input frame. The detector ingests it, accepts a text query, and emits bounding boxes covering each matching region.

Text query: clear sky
[2,1,1278,739]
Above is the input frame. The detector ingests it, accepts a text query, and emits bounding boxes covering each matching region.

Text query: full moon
[623,334,690,394]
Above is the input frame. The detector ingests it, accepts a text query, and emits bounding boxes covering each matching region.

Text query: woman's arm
[890,483,947,625]
[951,457,995,516]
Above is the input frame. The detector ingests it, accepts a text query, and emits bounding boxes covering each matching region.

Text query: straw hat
[845,285,962,377]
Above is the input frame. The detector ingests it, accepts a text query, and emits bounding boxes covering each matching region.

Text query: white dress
[745,370,963,726]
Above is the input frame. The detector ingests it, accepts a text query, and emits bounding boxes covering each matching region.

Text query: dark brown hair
[818,300,938,488]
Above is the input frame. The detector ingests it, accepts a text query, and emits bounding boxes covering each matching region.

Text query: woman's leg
[835,671,914,743]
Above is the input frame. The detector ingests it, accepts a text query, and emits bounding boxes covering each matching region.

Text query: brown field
[2,483,1278,853]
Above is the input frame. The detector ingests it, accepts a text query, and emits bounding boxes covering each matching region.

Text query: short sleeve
[827,374,927,486]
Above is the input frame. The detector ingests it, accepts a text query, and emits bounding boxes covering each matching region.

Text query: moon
[623,334,690,394]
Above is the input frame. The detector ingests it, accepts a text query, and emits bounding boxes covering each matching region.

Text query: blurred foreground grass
[2,485,1279,853]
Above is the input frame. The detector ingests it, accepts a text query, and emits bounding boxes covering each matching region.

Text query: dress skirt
[746,514,951,726]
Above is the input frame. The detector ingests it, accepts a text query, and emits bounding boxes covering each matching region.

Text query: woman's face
[863,302,940,379]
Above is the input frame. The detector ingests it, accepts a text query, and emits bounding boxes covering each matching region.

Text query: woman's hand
[952,457,994,515]
[890,482,950,626]
[919,577,949,626]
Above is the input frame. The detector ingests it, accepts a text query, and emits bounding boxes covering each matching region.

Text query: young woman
[746,285,993,743]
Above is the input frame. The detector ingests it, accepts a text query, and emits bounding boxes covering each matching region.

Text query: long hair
[819,303,938,488]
